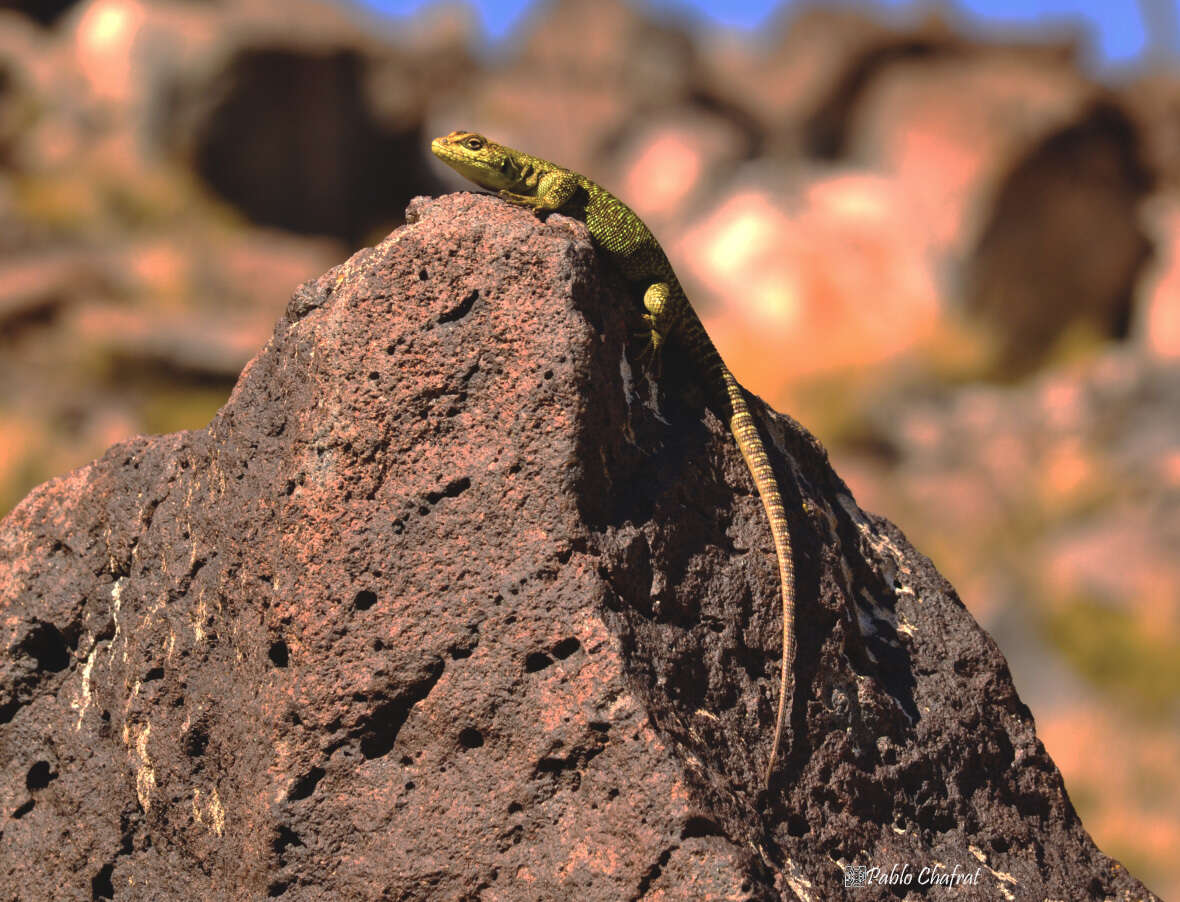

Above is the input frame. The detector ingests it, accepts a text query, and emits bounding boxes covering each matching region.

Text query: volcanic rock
[0,193,1157,900]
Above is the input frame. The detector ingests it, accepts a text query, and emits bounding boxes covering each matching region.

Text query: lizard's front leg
[500,170,579,211]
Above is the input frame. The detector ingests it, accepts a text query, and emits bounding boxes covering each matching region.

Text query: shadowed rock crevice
[965,101,1155,370]
[174,47,446,243]
[0,193,1158,900]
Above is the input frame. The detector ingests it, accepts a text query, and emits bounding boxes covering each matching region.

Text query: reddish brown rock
[0,193,1158,900]
[1138,194,1180,360]
[777,19,1154,373]
[1119,71,1180,193]
[964,102,1154,370]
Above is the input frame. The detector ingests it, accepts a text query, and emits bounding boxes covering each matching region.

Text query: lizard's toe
[631,331,663,376]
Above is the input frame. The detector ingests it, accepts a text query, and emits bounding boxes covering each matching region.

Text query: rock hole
[405,781,415,791]
[289,766,325,801]
[0,700,19,725]
[635,846,675,897]
[25,622,69,672]
[552,637,581,659]
[524,652,553,673]
[91,862,115,899]
[507,802,522,814]
[144,667,164,682]
[681,816,723,839]
[12,799,34,819]
[26,761,55,790]
[269,640,289,667]
[273,825,304,854]
[459,727,484,749]
[354,590,377,611]
[438,289,479,323]
[418,268,429,281]
[266,880,291,898]
[368,370,380,381]
[425,476,471,504]
[358,662,443,758]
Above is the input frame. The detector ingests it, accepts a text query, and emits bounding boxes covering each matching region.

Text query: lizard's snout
[430,135,459,163]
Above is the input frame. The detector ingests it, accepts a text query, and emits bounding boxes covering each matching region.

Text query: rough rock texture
[0,193,1158,900]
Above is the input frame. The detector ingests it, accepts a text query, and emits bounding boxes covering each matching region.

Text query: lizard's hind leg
[640,281,675,375]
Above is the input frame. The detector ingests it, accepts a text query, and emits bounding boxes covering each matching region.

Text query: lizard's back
[580,179,682,291]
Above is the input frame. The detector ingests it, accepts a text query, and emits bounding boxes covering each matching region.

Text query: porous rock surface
[0,193,1157,900]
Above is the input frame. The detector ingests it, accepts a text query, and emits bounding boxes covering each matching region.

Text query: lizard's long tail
[723,368,797,786]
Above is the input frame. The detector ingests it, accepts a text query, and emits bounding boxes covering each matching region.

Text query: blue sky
[355,0,1166,69]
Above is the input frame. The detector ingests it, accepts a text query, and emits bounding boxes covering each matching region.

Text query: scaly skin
[431,130,797,784]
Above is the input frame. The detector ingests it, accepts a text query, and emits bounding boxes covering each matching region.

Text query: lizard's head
[431,131,521,191]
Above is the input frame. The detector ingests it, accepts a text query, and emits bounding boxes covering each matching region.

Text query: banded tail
[722,368,797,784]
[682,312,797,784]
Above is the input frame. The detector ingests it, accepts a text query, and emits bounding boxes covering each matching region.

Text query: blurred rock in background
[0,0,1176,895]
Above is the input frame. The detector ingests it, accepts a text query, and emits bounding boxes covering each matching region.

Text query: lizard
[431,130,798,784]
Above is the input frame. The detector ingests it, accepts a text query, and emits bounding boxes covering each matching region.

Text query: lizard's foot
[633,318,664,376]
[498,189,540,210]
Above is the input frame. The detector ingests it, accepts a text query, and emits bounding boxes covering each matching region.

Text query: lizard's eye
[464,137,484,151]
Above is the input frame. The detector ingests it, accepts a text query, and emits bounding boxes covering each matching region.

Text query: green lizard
[431,130,798,784]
